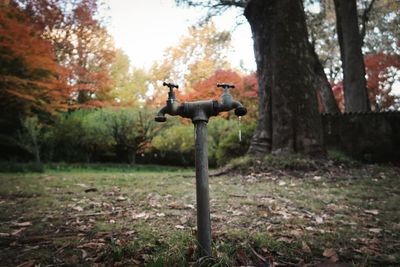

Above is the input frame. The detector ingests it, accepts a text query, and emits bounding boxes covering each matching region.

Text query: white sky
[105,0,256,70]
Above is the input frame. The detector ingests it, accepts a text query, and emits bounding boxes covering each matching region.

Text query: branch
[360,0,376,45]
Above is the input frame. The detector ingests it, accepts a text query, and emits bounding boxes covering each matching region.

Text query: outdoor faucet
[155,82,247,123]
[155,82,182,122]
[154,81,247,257]
[216,83,247,117]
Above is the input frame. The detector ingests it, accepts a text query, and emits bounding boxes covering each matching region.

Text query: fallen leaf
[156,212,165,217]
[175,225,185,229]
[132,212,148,220]
[72,206,83,212]
[364,209,379,215]
[369,228,382,233]
[0,232,10,237]
[11,228,26,236]
[323,248,339,262]
[16,260,36,267]
[78,242,105,249]
[302,241,312,253]
[116,196,126,201]
[315,216,324,224]
[81,249,88,259]
[313,176,322,181]
[278,181,286,186]
[12,221,32,227]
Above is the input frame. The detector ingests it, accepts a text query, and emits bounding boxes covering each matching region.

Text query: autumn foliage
[331,52,400,112]
[364,52,400,111]
[177,69,258,119]
[0,3,69,116]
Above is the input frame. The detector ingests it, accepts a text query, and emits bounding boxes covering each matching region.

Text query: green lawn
[0,162,399,266]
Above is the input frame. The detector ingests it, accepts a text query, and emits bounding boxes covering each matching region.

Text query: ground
[0,158,399,266]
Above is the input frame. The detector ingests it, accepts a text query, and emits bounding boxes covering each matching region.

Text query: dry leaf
[315,216,324,224]
[156,212,165,217]
[0,232,10,237]
[313,176,322,181]
[131,212,148,219]
[369,228,382,233]
[81,249,88,259]
[278,181,286,186]
[78,242,105,249]
[323,248,339,262]
[364,209,379,215]
[12,221,32,227]
[16,260,36,267]
[116,196,126,201]
[175,225,185,229]
[72,206,83,212]
[11,228,26,236]
[302,241,312,253]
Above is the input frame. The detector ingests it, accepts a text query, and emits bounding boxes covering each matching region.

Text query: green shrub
[216,122,255,165]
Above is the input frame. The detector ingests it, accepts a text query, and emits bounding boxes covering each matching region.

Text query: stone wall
[321,111,400,162]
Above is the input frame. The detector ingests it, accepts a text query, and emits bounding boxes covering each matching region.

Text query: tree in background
[109,49,150,107]
[245,0,324,156]
[0,2,68,156]
[17,116,44,164]
[149,21,231,106]
[19,0,117,106]
[177,0,325,156]
[84,108,159,163]
[182,69,258,121]
[307,0,399,112]
[334,0,370,112]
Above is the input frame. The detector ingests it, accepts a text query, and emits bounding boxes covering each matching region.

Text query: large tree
[245,0,324,156]
[19,0,117,106]
[334,0,370,112]
[177,0,325,156]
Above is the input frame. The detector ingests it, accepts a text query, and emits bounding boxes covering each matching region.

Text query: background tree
[177,0,325,156]
[18,0,117,107]
[17,116,44,164]
[108,49,149,106]
[149,21,231,106]
[334,0,370,112]
[0,2,68,158]
[182,69,258,121]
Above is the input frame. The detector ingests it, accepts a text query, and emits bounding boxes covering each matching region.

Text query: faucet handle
[163,82,179,91]
[217,83,235,90]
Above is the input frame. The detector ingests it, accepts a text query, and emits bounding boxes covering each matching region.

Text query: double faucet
[155,82,247,123]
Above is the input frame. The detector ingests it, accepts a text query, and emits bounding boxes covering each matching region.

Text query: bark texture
[334,0,370,112]
[246,0,325,157]
[309,44,340,114]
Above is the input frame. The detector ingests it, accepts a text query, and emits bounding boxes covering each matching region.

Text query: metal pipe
[154,82,247,258]
[194,121,211,256]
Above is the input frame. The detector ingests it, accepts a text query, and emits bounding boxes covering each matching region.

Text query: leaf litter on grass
[0,162,399,266]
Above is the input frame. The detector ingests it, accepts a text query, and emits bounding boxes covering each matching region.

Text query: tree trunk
[309,44,340,114]
[334,0,370,112]
[245,0,325,157]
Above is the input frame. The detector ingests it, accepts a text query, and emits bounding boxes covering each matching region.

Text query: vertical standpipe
[194,121,212,256]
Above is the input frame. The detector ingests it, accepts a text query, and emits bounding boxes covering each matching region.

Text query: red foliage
[331,82,345,112]
[331,53,400,112]
[0,3,70,114]
[180,69,259,120]
[364,52,400,111]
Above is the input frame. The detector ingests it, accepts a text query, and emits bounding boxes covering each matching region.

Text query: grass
[0,161,399,266]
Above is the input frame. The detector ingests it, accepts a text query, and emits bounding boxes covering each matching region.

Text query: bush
[216,122,255,165]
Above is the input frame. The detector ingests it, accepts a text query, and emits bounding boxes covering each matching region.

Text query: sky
[105,0,256,70]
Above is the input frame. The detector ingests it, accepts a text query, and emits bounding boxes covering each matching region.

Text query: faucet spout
[218,90,247,116]
[155,106,168,122]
